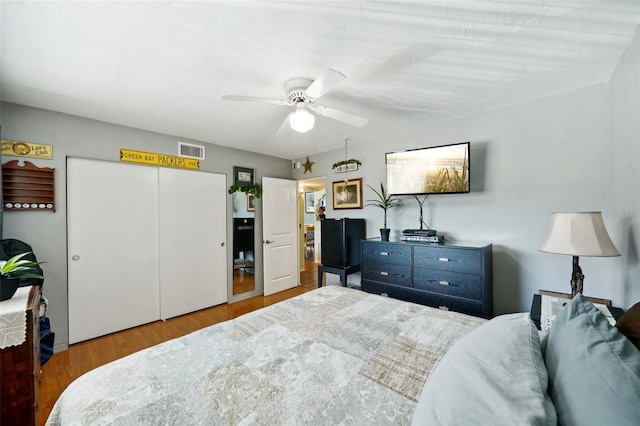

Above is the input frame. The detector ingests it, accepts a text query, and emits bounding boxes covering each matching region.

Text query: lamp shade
[538,212,620,257]
[289,104,315,133]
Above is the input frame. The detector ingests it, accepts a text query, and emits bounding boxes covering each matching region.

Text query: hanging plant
[331,159,361,170]
[228,183,261,198]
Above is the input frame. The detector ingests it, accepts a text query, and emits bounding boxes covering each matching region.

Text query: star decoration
[302,157,315,174]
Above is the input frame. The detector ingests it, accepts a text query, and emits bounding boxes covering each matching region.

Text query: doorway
[298,177,325,276]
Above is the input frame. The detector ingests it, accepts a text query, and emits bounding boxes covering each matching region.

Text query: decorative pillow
[411,313,556,426]
[544,294,640,425]
[616,301,640,351]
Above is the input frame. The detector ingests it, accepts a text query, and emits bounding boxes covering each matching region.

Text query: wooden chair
[304,225,315,259]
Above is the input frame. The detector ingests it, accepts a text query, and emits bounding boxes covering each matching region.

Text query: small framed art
[234,166,254,186]
[305,192,315,213]
[247,194,256,212]
[332,178,363,210]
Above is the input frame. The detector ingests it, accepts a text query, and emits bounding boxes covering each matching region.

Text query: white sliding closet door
[68,158,160,344]
[158,168,227,319]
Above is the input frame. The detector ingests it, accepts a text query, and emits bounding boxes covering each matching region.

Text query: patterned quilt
[46,286,485,425]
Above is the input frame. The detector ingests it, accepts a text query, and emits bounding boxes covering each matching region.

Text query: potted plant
[365,183,400,241]
[0,252,45,301]
[228,182,261,198]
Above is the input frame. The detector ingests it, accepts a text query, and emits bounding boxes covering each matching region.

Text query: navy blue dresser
[361,240,493,318]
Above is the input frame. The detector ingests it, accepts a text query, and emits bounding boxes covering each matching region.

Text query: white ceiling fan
[221,69,368,134]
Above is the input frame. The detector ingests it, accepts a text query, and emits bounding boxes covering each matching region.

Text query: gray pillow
[411,313,556,426]
[544,294,640,425]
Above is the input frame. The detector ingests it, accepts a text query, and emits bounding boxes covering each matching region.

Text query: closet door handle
[264,240,274,244]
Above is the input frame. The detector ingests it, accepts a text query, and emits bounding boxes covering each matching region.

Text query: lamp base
[570,255,584,297]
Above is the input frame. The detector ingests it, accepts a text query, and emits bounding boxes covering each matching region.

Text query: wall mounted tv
[386,141,470,196]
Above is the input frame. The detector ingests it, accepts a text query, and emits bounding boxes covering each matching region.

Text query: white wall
[294,28,640,313]
[0,103,291,350]
[608,25,640,308]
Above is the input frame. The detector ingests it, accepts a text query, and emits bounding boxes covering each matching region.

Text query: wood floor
[38,259,319,426]
[232,268,256,295]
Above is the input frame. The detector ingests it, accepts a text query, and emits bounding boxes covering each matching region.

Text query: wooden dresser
[1,286,41,425]
[361,240,493,318]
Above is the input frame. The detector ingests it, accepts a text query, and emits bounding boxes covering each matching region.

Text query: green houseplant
[366,183,400,241]
[0,252,45,301]
[228,182,261,198]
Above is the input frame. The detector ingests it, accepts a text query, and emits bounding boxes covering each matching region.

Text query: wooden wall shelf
[2,160,55,211]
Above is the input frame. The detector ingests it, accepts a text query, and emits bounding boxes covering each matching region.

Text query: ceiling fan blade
[312,106,368,127]
[304,68,345,100]
[276,113,293,136]
[221,95,289,106]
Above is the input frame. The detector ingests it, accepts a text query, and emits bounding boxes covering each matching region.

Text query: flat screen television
[385,141,470,196]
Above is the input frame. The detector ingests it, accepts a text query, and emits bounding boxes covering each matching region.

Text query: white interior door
[263,177,298,296]
[68,158,160,344]
[158,168,227,319]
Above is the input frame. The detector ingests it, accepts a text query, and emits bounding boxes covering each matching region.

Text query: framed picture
[247,194,256,212]
[305,192,315,213]
[332,178,363,210]
[234,166,254,186]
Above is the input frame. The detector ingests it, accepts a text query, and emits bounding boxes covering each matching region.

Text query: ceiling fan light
[290,105,315,133]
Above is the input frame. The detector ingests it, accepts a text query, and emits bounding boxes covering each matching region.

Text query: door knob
[264,240,274,244]
[71,255,80,261]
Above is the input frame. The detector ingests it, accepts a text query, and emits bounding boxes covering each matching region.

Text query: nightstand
[530,292,624,331]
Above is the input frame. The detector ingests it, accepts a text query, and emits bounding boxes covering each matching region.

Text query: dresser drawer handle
[438,280,450,286]
[438,257,450,262]
[380,251,389,256]
[380,271,389,276]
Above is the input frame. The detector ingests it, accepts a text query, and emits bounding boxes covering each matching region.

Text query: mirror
[232,192,255,295]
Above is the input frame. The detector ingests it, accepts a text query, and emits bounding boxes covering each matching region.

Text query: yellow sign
[119,149,200,170]
[1,139,53,159]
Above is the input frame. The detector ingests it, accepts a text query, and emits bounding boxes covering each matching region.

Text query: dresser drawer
[413,246,481,274]
[362,242,412,266]
[361,263,412,287]
[413,268,482,300]
[422,292,484,317]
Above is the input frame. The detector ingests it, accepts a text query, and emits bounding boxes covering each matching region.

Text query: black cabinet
[361,240,492,318]
[321,218,365,268]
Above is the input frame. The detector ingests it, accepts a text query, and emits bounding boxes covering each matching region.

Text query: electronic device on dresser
[361,240,492,318]
[401,229,443,243]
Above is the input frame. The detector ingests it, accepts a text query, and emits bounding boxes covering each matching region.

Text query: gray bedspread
[47,286,484,425]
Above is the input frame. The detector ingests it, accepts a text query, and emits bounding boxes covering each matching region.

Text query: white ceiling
[1,1,639,160]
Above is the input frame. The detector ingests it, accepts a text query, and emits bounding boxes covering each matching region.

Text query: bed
[46,286,640,426]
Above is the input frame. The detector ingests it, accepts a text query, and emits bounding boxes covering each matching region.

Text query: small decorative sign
[119,149,200,170]
[1,139,53,160]
[334,163,359,173]
[331,159,361,173]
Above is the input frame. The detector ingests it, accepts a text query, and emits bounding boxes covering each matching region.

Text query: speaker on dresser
[321,218,365,268]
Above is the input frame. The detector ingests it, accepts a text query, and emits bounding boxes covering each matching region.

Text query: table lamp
[538,212,620,296]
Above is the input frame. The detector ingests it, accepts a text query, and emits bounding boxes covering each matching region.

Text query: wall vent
[178,142,205,160]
